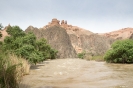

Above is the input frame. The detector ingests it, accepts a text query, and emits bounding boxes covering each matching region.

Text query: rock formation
[43,18,60,29]
[42,18,93,35]
[26,18,114,56]
[69,33,114,55]
[50,18,60,26]
[26,26,41,39]
[25,25,77,58]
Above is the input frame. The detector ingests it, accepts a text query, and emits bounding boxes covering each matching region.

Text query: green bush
[104,39,133,63]
[78,51,85,59]
[2,26,58,65]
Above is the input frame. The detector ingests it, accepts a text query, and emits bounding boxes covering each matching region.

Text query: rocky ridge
[26,18,114,56]
[100,28,133,39]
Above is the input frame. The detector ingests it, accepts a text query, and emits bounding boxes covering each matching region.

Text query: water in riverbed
[20,59,133,88]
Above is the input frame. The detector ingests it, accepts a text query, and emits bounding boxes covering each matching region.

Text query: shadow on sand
[30,64,45,70]
[30,61,50,70]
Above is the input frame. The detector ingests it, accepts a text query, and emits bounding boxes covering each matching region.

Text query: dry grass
[0,54,30,88]
[92,55,104,61]
[9,54,30,77]
[85,55,104,61]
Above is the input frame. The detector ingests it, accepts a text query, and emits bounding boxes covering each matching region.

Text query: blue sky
[0,0,133,33]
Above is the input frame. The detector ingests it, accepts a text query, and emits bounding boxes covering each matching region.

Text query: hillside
[100,28,133,39]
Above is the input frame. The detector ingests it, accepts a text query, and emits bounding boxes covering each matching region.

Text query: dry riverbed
[20,58,133,88]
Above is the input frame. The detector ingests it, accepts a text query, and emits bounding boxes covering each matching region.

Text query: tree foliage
[1,26,58,65]
[0,23,3,30]
[0,31,2,38]
[104,39,133,63]
[6,26,25,39]
[0,23,3,38]
[36,38,58,59]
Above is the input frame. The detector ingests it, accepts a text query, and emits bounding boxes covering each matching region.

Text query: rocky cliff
[69,33,114,55]
[26,18,114,56]
[25,25,77,58]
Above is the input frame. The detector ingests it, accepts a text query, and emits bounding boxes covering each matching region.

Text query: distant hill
[99,28,133,40]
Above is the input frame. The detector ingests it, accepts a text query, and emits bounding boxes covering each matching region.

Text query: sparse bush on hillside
[78,51,85,59]
[104,39,133,63]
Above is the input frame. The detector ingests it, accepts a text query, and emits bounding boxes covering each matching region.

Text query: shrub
[0,54,30,88]
[78,51,85,59]
[104,39,133,63]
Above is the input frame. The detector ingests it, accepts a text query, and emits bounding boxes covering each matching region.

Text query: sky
[0,0,133,33]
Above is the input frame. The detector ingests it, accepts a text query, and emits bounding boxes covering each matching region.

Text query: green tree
[104,39,133,63]
[36,38,58,59]
[2,25,58,65]
[49,48,58,59]
[22,32,36,46]
[6,26,25,39]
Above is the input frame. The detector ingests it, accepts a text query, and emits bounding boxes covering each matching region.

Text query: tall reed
[0,54,30,88]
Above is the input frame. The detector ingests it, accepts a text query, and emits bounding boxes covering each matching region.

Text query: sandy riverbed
[20,58,133,88]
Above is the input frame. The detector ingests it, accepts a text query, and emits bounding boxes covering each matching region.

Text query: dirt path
[20,59,133,88]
